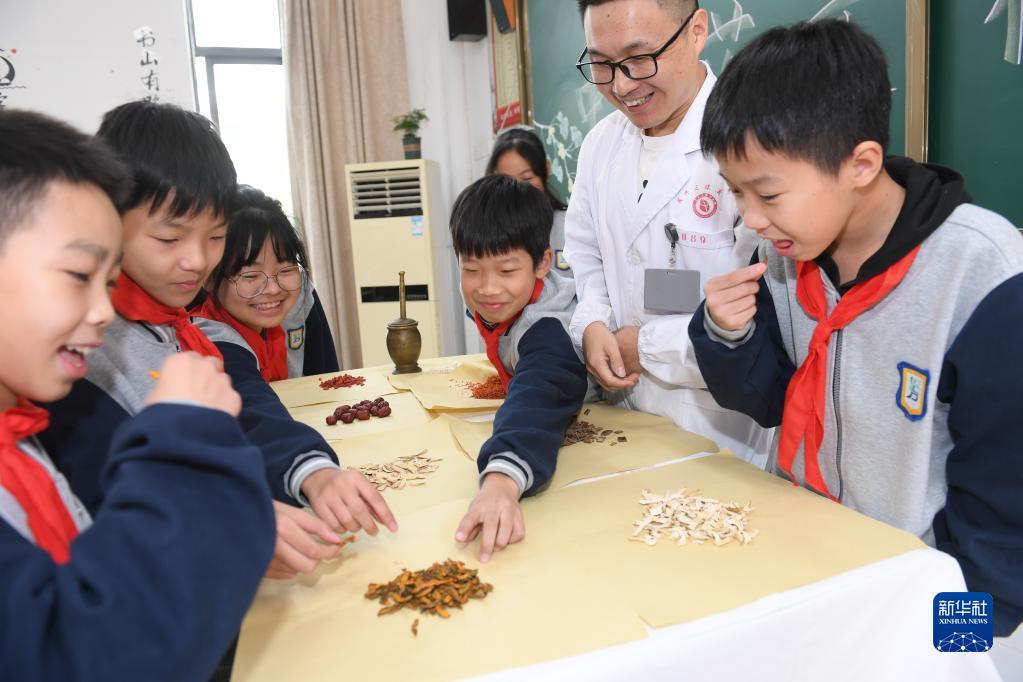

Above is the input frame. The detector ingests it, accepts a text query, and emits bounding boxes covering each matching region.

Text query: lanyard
[664,222,679,268]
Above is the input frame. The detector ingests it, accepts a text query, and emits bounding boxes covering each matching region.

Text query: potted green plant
[393,108,428,160]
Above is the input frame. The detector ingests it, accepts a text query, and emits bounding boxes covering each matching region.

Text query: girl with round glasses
[196,185,339,381]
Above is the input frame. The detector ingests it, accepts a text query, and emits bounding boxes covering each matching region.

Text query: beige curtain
[283,0,410,368]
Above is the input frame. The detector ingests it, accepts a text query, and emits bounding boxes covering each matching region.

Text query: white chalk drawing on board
[534,111,584,193]
[705,1,755,73]
[985,0,1023,65]
[704,1,860,74]
[810,0,862,22]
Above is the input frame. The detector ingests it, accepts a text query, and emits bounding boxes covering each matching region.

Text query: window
[187,0,293,219]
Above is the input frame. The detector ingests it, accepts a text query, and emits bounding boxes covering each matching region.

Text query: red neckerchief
[111,274,223,360]
[0,399,78,563]
[194,298,288,382]
[473,278,544,391]
[778,246,921,500]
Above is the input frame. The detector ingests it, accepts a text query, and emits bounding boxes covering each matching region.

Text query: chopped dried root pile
[630,488,758,547]
[366,559,493,632]
[357,450,440,491]
[562,417,626,447]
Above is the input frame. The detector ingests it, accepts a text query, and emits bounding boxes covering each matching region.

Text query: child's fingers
[280,518,342,563]
[454,508,482,543]
[707,263,767,294]
[329,502,362,534]
[710,280,760,307]
[358,480,398,533]
[478,513,500,563]
[494,513,514,552]
[342,496,379,536]
[288,503,342,544]
[274,537,320,574]
[510,513,526,544]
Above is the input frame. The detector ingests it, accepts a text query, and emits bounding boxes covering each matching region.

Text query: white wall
[0,0,194,133]
[401,0,494,354]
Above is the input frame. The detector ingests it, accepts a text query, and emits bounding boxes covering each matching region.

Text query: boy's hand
[704,262,768,332]
[266,501,344,580]
[301,468,398,536]
[454,472,524,563]
[582,321,640,390]
[144,352,241,416]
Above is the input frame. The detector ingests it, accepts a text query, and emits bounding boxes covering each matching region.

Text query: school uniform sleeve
[931,274,1023,637]
[0,403,275,682]
[565,137,615,349]
[216,341,340,504]
[478,317,588,497]
[38,380,132,515]
[302,289,340,376]
[688,255,796,428]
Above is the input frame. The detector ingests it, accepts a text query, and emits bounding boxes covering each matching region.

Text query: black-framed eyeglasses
[576,8,697,85]
[229,265,304,299]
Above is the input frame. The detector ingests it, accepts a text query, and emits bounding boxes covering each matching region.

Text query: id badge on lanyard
[644,222,702,314]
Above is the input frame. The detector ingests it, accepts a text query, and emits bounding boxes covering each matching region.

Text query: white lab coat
[564,65,772,468]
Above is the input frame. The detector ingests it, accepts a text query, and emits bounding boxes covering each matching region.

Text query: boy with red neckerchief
[0,109,274,680]
[41,101,396,586]
[689,20,1022,637]
[449,175,589,562]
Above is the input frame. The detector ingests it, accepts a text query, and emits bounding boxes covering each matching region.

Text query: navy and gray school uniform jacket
[689,158,1023,636]
[40,315,339,513]
[476,273,589,497]
[2,403,275,681]
[280,278,340,377]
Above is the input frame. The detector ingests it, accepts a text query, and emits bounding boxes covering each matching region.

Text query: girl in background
[197,185,339,380]
[486,128,571,276]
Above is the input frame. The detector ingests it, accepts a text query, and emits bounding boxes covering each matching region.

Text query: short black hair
[450,174,553,268]
[97,99,237,219]
[486,128,567,211]
[701,20,891,175]
[577,0,696,22]
[207,185,309,305]
[0,109,131,250]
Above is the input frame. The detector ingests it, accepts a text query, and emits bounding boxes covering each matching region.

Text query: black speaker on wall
[447,0,486,42]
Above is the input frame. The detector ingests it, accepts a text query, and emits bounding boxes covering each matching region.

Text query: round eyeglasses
[230,265,304,299]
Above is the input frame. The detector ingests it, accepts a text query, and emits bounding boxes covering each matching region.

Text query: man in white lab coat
[565,0,771,466]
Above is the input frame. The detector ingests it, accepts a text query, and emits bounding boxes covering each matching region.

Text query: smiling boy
[41,101,395,585]
[689,20,1023,636]
[451,175,588,562]
[0,109,274,680]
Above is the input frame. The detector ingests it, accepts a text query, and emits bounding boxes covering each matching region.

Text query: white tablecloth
[471,548,1002,682]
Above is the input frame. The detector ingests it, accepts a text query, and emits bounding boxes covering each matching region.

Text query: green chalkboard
[523,0,910,201]
[929,1,1023,228]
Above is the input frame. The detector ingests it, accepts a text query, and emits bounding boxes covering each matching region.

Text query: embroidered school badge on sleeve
[554,249,570,271]
[896,361,929,421]
[287,326,305,350]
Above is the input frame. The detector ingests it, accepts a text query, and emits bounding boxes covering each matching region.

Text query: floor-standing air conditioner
[344,159,464,366]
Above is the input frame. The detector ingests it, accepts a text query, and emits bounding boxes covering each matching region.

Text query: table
[234,356,1002,681]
